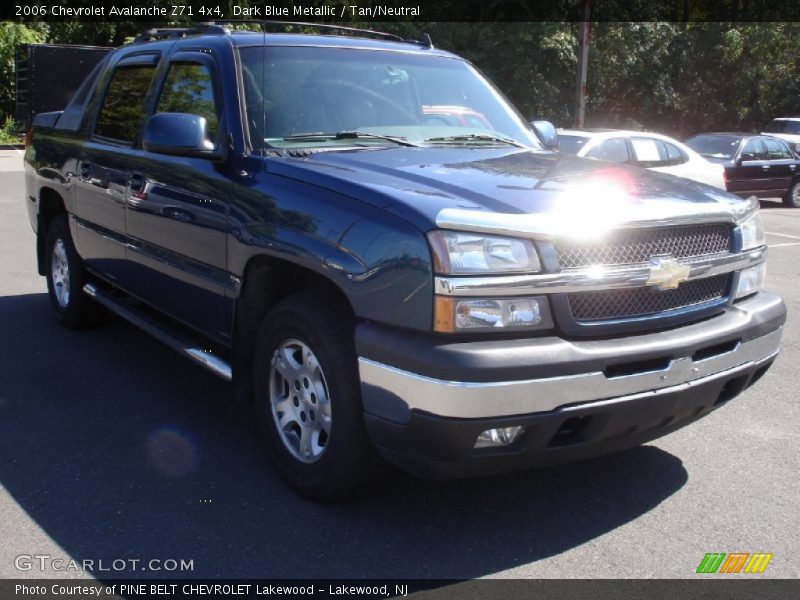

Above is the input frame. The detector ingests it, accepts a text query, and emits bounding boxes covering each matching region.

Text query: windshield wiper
[283,131,418,147]
[423,134,527,148]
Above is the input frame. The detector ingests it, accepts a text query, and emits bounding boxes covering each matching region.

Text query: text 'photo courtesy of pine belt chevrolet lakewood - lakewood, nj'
[23,22,786,501]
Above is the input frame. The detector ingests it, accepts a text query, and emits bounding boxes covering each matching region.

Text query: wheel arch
[231,254,355,405]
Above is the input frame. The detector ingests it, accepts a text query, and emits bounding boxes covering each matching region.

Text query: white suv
[762,118,800,152]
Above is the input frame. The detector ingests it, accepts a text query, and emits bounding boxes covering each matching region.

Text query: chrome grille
[555,224,732,269]
[568,274,731,321]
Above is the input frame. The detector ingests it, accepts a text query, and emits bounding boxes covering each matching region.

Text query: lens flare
[146,427,198,478]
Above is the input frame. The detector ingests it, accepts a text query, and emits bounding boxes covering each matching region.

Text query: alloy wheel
[268,339,332,463]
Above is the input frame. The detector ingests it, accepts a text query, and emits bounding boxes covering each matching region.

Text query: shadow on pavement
[0,293,688,579]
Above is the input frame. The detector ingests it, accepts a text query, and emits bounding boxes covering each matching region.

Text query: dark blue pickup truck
[24,24,785,500]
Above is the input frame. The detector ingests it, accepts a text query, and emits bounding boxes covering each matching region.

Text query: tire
[253,293,377,501]
[783,179,800,208]
[44,214,98,328]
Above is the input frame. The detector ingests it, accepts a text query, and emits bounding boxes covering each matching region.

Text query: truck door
[762,137,796,196]
[123,52,231,343]
[729,138,769,197]
[74,53,159,283]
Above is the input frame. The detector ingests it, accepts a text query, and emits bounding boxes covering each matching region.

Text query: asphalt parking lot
[0,149,797,580]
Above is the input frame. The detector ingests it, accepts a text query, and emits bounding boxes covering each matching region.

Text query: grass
[0,117,22,145]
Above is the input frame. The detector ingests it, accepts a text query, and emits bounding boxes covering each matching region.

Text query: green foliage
[0,23,47,125]
[0,116,21,145]
[2,20,799,139]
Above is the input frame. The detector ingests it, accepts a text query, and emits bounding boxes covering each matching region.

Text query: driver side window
[740,139,766,161]
[156,62,220,142]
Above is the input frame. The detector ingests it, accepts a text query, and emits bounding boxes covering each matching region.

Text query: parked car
[762,117,800,152]
[684,133,800,207]
[557,129,726,189]
[24,24,785,500]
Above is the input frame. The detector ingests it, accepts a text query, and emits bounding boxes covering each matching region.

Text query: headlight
[434,296,553,333]
[739,211,765,251]
[734,263,766,299]
[427,230,540,274]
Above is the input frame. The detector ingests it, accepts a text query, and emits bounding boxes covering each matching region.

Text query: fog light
[474,426,524,449]
[735,263,766,299]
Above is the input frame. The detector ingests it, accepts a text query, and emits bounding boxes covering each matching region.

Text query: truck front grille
[568,274,731,322]
[555,224,733,269]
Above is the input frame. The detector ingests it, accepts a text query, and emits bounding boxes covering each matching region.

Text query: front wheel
[253,293,377,501]
[783,179,800,208]
[44,214,98,328]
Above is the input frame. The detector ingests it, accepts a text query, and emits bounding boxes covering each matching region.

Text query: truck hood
[265,147,753,237]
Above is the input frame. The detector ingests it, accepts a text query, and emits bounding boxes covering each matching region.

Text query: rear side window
[586,138,629,162]
[155,63,219,141]
[764,138,792,160]
[740,139,766,161]
[664,142,688,166]
[630,137,668,167]
[94,65,156,142]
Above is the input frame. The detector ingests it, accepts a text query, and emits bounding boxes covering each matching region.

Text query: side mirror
[734,156,743,167]
[531,120,559,150]
[142,113,223,159]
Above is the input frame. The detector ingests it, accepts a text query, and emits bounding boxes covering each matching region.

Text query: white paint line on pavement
[768,242,800,248]
[765,231,800,240]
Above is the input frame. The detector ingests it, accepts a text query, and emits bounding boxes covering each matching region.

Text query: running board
[83,283,232,381]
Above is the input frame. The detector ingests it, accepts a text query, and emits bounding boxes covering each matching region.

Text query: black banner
[2,579,800,600]
[5,0,800,23]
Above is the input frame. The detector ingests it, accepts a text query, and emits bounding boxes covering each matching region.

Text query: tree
[0,23,47,125]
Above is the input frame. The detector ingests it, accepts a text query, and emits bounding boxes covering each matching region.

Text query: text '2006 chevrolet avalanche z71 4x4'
[24,24,785,500]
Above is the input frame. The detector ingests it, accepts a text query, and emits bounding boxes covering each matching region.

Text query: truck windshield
[239,45,542,150]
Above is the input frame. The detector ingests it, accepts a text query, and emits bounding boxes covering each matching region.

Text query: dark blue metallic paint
[25,31,754,345]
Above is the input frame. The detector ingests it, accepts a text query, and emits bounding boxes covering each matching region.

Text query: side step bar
[83,283,232,381]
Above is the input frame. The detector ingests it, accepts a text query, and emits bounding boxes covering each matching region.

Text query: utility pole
[574,0,591,127]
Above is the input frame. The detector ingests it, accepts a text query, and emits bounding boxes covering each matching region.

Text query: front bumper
[356,292,785,478]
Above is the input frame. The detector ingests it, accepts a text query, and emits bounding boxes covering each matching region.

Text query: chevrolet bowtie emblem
[646,256,691,290]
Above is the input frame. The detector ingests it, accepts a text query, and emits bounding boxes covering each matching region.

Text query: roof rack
[133,22,230,43]
[132,20,434,49]
[221,20,433,48]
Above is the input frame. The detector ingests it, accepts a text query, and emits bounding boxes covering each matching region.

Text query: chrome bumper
[358,327,782,420]
[434,246,766,297]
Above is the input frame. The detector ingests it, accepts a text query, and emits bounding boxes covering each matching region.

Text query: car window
[764,120,800,135]
[585,138,629,162]
[740,139,766,161]
[94,65,157,142]
[763,138,792,160]
[685,135,741,160]
[156,62,219,142]
[558,135,590,155]
[630,137,669,167]
[665,142,688,166]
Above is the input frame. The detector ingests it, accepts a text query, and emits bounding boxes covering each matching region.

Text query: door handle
[129,173,145,193]
[79,162,91,179]
[761,165,771,169]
